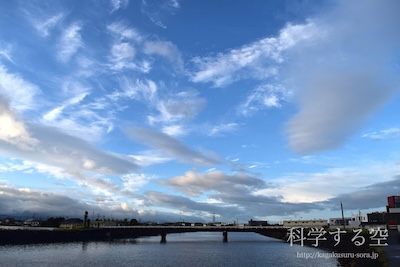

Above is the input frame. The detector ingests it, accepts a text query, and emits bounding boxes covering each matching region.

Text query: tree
[41,217,65,227]
[84,211,89,228]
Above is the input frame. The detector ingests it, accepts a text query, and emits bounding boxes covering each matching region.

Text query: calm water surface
[0,232,338,267]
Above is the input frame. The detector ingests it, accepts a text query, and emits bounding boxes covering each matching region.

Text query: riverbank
[382,231,400,267]
[0,228,158,245]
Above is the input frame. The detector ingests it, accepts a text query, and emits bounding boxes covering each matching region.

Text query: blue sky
[1,0,400,223]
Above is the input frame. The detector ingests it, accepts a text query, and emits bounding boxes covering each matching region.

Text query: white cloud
[0,160,71,180]
[40,88,112,142]
[190,21,316,87]
[112,42,135,60]
[109,42,137,70]
[148,90,205,125]
[0,97,139,180]
[162,125,187,137]
[111,0,129,13]
[34,13,64,37]
[43,105,65,121]
[0,65,40,111]
[140,0,180,29]
[0,184,146,219]
[0,97,39,150]
[143,40,183,70]
[209,123,238,137]
[161,169,266,197]
[255,162,399,203]
[129,150,172,167]
[169,0,180,9]
[362,128,400,140]
[0,44,15,64]
[239,84,290,116]
[107,22,142,42]
[128,127,221,165]
[121,173,156,191]
[57,23,83,62]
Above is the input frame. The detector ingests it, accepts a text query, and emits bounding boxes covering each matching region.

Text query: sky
[0,0,400,224]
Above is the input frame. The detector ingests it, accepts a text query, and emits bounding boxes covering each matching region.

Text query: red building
[386,196,400,230]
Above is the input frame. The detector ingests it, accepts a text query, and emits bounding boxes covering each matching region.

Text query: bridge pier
[223,230,228,242]
[160,232,167,243]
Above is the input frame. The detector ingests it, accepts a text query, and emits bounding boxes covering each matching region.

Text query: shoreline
[0,228,158,245]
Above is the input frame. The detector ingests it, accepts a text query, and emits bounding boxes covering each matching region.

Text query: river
[0,232,338,266]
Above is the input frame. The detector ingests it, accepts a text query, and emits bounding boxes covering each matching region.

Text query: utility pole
[341,202,345,230]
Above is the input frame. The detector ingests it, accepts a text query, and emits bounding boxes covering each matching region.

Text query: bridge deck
[103,225,287,231]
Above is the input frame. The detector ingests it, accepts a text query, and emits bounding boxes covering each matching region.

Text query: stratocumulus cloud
[128,127,221,165]
[285,0,400,154]
[0,96,139,177]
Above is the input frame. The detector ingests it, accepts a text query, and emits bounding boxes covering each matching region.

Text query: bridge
[102,225,289,243]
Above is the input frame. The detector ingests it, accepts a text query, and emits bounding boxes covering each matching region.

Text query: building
[328,217,351,228]
[363,212,388,230]
[247,219,268,226]
[59,218,84,229]
[282,219,327,228]
[89,220,117,228]
[23,218,41,227]
[348,213,368,229]
[386,195,400,230]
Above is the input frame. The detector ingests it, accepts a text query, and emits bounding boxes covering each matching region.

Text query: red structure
[387,196,400,208]
[386,196,400,230]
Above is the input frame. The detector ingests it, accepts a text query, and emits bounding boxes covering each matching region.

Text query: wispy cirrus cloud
[190,21,317,87]
[209,123,238,137]
[110,0,129,13]
[106,21,150,72]
[34,13,64,37]
[109,42,137,70]
[0,65,40,111]
[143,40,183,70]
[39,81,115,142]
[362,128,400,140]
[239,84,291,116]
[141,0,181,29]
[0,44,15,64]
[149,90,206,125]
[107,21,143,43]
[116,78,205,125]
[57,23,83,62]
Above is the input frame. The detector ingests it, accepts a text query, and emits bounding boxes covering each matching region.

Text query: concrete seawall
[0,228,157,245]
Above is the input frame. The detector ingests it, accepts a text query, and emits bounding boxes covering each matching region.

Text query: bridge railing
[101,225,286,230]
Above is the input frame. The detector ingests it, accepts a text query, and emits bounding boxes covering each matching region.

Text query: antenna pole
[341,202,345,230]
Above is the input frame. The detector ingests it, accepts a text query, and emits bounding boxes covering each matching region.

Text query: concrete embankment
[0,228,157,245]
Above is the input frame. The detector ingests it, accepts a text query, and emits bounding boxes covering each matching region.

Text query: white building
[348,213,368,229]
[282,219,327,228]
